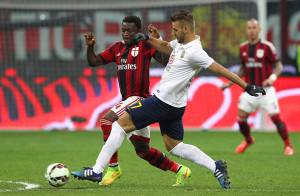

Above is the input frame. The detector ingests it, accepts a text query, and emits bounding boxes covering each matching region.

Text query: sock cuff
[169,142,183,154]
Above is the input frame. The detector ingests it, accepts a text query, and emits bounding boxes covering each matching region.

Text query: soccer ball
[45,163,70,187]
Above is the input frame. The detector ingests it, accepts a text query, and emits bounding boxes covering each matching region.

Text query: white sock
[170,142,216,172]
[92,122,126,174]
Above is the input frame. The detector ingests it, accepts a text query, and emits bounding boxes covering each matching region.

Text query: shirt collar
[181,35,200,49]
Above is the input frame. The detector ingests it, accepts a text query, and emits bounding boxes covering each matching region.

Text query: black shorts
[126,95,185,140]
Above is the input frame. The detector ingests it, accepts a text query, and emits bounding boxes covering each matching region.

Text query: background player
[72,10,266,189]
[221,19,294,155]
[78,15,190,186]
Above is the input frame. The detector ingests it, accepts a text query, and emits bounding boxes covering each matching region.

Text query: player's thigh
[260,87,280,114]
[159,119,184,142]
[238,92,257,113]
[127,95,175,130]
[111,96,142,117]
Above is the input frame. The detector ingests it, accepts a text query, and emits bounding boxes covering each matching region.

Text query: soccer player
[75,16,190,186]
[221,19,294,155]
[72,10,265,189]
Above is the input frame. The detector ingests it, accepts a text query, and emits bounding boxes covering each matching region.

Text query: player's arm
[209,62,247,89]
[84,32,105,67]
[133,26,173,56]
[153,52,170,66]
[147,24,170,66]
[220,64,245,90]
[209,62,265,96]
[262,60,283,87]
[146,37,173,56]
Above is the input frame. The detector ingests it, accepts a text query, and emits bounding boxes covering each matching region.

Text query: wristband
[269,74,277,82]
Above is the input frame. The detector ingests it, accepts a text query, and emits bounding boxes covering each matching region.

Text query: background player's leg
[270,114,294,155]
[235,109,254,153]
[237,109,252,143]
[130,135,180,173]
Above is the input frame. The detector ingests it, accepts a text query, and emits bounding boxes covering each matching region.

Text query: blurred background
[0,0,299,131]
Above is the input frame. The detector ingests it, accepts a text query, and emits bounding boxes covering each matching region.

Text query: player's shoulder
[112,41,125,47]
[239,41,248,48]
[260,39,276,51]
[106,41,125,51]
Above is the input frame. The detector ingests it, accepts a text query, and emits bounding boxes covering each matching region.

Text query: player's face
[172,21,185,43]
[122,22,139,45]
[246,21,260,41]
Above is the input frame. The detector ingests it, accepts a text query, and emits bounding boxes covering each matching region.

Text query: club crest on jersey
[131,47,139,57]
[256,49,264,58]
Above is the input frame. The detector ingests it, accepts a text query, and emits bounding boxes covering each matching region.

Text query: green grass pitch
[0,131,299,196]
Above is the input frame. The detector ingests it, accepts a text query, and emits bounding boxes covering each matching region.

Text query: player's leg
[269,113,294,155]
[72,113,134,182]
[161,121,230,189]
[261,86,294,155]
[72,96,160,182]
[97,111,123,186]
[71,97,141,182]
[129,128,181,174]
[97,110,119,166]
[235,92,255,153]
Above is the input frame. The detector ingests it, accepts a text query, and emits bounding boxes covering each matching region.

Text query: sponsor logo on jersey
[118,58,137,70]
[117,64,137,70]
[246,58,262,68]
[131,47,139,57]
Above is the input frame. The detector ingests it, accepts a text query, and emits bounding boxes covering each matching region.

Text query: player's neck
[183,33,196,45]
[249,38,260,45]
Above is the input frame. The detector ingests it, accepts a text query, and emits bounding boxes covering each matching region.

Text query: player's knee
[117,112,137,132]
[237,115,248,122]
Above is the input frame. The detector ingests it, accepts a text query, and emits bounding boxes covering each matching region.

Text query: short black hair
[122,15,142,30]
[171,9,194,29]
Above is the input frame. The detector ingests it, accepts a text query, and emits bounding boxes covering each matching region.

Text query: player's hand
[148,24,160,39]
[262,78,273,87]
[84,32,96,47]
[133,33,149,44]
[245,84,266,96]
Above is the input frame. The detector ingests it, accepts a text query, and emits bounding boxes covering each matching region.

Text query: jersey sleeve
[98,43,116,63]
[189,48,214,69]
[169,40,178,49]
[266,42,278,63]
[239,46,245,67]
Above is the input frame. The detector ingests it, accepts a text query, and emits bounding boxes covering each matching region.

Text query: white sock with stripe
[92,122,126,174]
[170,142,216,172]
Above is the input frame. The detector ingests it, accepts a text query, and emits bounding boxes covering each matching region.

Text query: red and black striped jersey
[239,39,278,87]
[98,41,156,100]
